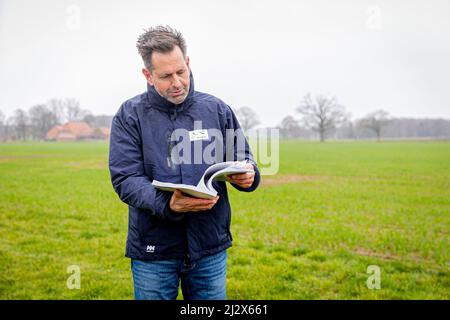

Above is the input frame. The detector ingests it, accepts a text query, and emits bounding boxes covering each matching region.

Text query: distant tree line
[232,94,450,142]
[275,93,450,142]
[0,98,113,141]
[1,94,449,142]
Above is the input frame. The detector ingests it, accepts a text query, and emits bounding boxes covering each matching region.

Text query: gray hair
[136,25,187,71]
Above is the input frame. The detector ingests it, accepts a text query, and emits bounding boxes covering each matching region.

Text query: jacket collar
[146,71,195,120]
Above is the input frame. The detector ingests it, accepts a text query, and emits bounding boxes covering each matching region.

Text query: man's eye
[177,70,184,75]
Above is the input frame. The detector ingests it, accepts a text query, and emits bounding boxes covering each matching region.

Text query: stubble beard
[160,83,190,105]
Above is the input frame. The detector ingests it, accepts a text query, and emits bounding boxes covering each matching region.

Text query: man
[109,26,260,300]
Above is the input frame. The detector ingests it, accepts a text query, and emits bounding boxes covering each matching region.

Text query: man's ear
[185,56,190,69]
[142,68,154,85]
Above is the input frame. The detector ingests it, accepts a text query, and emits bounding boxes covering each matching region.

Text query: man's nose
[172,75,182,88]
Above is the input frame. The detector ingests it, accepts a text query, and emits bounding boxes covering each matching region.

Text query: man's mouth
[171,89,184,97]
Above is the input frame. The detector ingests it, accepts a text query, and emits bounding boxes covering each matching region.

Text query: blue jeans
[131,250,227,300]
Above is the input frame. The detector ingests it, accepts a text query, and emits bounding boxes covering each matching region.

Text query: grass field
[0,140,449,299]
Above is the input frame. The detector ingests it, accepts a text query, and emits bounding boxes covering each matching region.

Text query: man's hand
[169,189,219,213]
[226,163,255,189]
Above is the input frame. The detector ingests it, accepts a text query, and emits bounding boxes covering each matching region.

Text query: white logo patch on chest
[189,129,209,141]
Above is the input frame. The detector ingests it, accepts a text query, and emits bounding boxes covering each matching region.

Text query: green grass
[0,140,449,299]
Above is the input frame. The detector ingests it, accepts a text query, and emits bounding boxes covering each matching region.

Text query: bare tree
[296,93,348,142]
[47,98,87,123]
[358,109,390,142]
[48,98,66,124]
[0,110,5,141]
[65,98,85,122]
[29,104,59,140]
[83,114,96,127]
[235,106,260,133]
[279,115,303,139]
[12,109,29,140]
[335,118,357,140]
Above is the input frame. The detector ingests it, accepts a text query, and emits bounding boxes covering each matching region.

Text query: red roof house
[46,122,96,141]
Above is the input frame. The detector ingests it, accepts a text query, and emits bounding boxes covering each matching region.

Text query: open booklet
[152,160,253,199]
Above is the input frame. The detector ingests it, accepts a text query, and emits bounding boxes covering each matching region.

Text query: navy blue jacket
[109,72,260,262]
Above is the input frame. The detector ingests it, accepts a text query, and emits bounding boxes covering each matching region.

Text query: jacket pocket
[137,209,186,255]
[138,210,160,240]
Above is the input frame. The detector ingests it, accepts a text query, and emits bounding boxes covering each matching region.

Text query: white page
[152,180,216,199]
[152,160,253,199]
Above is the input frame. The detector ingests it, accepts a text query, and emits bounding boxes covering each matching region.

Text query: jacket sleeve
[225,106,261,192]
[108,107,183,221]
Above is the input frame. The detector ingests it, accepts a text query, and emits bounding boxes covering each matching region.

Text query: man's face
[143,46,190,105]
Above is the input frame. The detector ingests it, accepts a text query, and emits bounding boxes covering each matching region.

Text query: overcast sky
[1,0,449,127]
